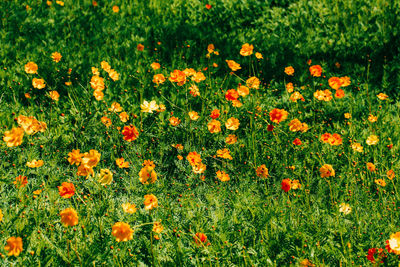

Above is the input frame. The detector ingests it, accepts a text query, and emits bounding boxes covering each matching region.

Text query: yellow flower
[368,114,378,123]
[0,209,3,222]
[51,52,62,63]
[139,166,157,184]
[366,135,379,145]
[4,237,23,257]
[344,113,351,119]
[153,74,166,84]
[26,159,44,168]
[112,222,134,242]
[93,90,104,101]
[24,62,38,74]
[388,232,400,255]
[77,164,94,177]
[208,120,221,133]
[32,78,46,89]
[151,62,160,70]
[144,194,158,210]
[56,0,64,6]
[152,222,164,233]
[225,117,240,130]
[375,179,386,187]
[121,203,137,214]
[339,203,351,215]
[3,127,24,147]
[91,67,100,75]
[216,170,230,182]
[192,162,206,174]
[240,43,253,56]
[246,76,260,89]
[60,208,79,227]
[188,111,199,121]
[351,142,363,153]
[101,116,112,127]
[97,169,113,186]
[141,100,159,113]
[237,85,249,97]
[320,164,335,178]
[49,91,60,101]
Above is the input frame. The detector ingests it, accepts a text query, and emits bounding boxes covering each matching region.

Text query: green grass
[1,0,400,266]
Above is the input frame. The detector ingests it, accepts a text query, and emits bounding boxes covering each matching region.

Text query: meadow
[1,0,400,266]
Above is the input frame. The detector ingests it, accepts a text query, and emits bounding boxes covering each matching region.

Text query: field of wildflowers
[1,1,400,266]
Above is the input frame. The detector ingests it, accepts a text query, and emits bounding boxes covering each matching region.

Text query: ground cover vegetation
[1,0,400,266]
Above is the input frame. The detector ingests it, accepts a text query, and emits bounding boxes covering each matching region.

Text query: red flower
[367,247,386,263]
[194,233,209,246]
[122,125,139,142]
[225,89,239,101]
[281,179,291,192]
[293,138,302,146]
[267,125,274,131]
[58,182,75,198]
[210,109,220,119]
[205,4,212,9]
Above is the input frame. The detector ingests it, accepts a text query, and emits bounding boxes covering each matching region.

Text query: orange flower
[187,152,202,166]
[284,66,294,76]
[60,208,79,227]
[375,179,386,187]
[293,138,302,146]
[58,182,76,198]
[112,222,134,242]
[116,158,129,168]
[288,119,308,132]
[144,194,158,210]
[68,149,83,166]
[330,133,342,146]
[207,120,221,133]
[151,62,160,70]
[386,232,400,255]
[210,109,220,119]
[169,69,186,86]
[51,52,62,63]
[216,170,230,181]
[339,76,351,87]
[225,89,239,101]
[137,44,144,51]
[192,162,206,174]
[225,117,240,130]
[207,44,215,53]
[91,67,100,75]
[366,162,376,172]
[32,78,46,89]
[286,83,294,93]
[169,116,181,126]
[387,170,395,180]
[139,166,157,184]
[13,175,27,188]
[3,127,24,147]
[328,77,342,90]
[119,112,129,122]
[290,91,305,102]
[93,90,104,100]
[368,114,378,123]
[142,160,155,168]
[101,61,111,72]
[269,108,288,124]
[0,209,3,222]
[183,68,196,76]
[101,116,112,127]
[77,164,94,177]
[189,84,200,97]
[49,90,60,101]
[112,5,119,13]
[314,89,332,101]
[216,148,233,160]
[194,233,208,246]
[246,76,260,89]
[152,222,164,233]
[192,72,206,83]
[309,65,322,77]
[320,164,335,178]
[225,134,237,145]
[335,89,345,98]
[4,237,23,257]
[17,115,46,135]
[377,93,389,100]
[121,203,137,214]
[189,111,199,121]
[240,43,253,56]
[122,125,139,142]
[237,85,249,97]
[24,62,38,74]
[256,165,269,178]
[226,60,241,71]
[81,149,101,168]
[108,69,119,81]
[90,76,105,91]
